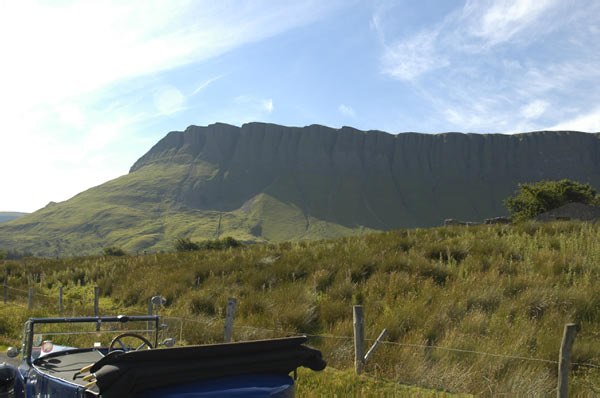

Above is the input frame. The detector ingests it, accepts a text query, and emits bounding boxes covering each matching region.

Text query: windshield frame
[22,315,159,365]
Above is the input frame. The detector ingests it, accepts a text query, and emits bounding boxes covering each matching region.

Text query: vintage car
[0,315,326,397]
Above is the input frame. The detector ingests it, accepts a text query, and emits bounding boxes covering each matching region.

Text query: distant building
[534,202,600,222]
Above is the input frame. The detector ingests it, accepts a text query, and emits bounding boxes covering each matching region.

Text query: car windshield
[24,316,159,362]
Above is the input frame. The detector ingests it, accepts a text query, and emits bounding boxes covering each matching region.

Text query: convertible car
[0,315,326,397]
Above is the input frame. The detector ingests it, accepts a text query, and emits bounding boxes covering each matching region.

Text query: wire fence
[1,283,599,394]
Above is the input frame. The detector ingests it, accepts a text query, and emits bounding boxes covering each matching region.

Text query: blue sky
[1,0,599,212]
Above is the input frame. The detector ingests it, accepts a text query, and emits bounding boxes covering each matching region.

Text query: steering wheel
[109,333,153,352]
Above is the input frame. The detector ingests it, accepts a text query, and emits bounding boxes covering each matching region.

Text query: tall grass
[1,221,600,395]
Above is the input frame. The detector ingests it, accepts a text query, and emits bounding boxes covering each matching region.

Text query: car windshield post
[23,320,33,364]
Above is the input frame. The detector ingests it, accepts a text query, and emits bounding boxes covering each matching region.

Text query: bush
[174,238,200,252]
[504,179,599,222]
[102,246,126,256]
[175,237,243,252]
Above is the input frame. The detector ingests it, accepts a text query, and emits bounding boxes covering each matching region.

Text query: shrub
[102,246,126,256]
[174,238,200,252]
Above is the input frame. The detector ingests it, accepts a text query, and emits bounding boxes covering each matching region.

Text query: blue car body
[1,315,325,398]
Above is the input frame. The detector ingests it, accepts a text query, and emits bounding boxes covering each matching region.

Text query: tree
[504,179,600,222]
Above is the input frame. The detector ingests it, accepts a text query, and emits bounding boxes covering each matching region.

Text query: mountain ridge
[1,122,599,256]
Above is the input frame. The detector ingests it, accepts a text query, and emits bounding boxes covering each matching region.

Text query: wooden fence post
[28,287,34,309]
[58,286,63,315]
[3,279,7,304]
[353,305,365,375]
[94,286,100,331]
[94,286,99,316]
[147,298,153,331]
[224,298,237,343]
[557,323,578,398]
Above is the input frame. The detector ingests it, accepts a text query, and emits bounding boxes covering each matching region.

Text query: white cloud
[374,1,600,133]
[338,104,356,118]
[520,100,549,119]
[549,107,600,132]
[263,99,274,113]
[380,30,448,81]
[0,0,340,212]
[463,0,557,47]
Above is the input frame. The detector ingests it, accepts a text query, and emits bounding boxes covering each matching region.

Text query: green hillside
[1,123,600,256]
[1,222,599,394]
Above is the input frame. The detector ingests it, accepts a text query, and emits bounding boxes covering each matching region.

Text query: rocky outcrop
[534,202,600,222]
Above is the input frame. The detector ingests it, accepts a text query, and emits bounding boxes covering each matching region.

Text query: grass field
[1,221,600,395]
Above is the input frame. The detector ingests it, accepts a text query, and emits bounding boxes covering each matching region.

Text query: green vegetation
[175,236,242,252]
[505,179,600,222]
[102,246,127,256]
[2,222,600,395]
[0,163,372,257]
[296,367,468,397]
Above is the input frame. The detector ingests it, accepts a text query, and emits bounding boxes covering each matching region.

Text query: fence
[2,282,599,396]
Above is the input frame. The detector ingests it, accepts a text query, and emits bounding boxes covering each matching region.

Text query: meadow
[1,221,600,395]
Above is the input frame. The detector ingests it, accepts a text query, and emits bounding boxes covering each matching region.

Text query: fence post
[147,298,153,331]
[224,298,237,343]
[353,305,365,375]
[28,287,34,309]
[58,286,63,315]
[3,279,7,304]
[94,286,100,331]
[557,323,578,398]
[94,286,99,317]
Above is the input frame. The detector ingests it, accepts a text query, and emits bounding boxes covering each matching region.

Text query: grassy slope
[0,163,370,256]
[1,221,599,395]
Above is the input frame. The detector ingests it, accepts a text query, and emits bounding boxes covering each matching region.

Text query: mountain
[1,122,599,257]
[0,212,28,223]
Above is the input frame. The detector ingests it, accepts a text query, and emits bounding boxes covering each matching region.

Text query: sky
[1,0,599,213]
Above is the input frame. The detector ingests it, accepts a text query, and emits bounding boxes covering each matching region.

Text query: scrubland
[2,221,600,395]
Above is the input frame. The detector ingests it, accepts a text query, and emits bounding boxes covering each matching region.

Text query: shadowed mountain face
[1,122,600,256]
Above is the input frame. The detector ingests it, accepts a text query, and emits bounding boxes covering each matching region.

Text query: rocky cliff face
[2,122,599,256]
[130,122,600,228]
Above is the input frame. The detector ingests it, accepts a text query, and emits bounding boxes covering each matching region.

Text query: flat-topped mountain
[1,122,599,256]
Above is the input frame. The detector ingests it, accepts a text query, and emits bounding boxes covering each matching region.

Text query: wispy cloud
[520,100,549,120]
[0,0,340,212]
[549,107,600,132]
[338,104,356,118]
[380,30,448,81]
[461,0,557,47]
[374,0,600,132]
[191,75,225,96]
